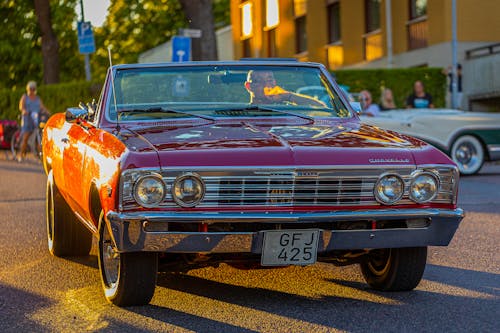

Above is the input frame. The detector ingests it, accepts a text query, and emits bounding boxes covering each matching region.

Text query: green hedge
[333,67,446,108]
[0,81,102,120]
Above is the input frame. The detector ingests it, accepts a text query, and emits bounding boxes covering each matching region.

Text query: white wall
[138,26,234,63]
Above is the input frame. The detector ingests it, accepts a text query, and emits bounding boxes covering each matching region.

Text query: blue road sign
[77,21,95,54]
[172,36,191,62]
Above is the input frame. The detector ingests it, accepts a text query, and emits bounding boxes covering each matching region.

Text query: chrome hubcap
[455,143,478,168]
[102,227,119,287]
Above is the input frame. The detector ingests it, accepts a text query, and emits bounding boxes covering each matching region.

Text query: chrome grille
[120,166,458,210]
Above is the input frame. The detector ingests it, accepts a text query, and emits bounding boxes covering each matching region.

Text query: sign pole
[80,0,91,81]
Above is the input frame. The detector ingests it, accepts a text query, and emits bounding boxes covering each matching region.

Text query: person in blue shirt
[18,81,49,161]
[406,80,434,109]
[359,90,381,117]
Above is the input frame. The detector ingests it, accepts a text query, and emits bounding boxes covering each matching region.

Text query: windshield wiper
[214,105,314,124]
[118,107,215,122]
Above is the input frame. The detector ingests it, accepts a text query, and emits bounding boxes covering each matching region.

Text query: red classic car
[0,119,18,149]
[42,60,464,306]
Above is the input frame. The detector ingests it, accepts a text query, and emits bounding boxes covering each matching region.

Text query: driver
[244,70,326,107]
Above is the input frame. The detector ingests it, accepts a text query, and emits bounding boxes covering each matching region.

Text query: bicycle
[11,113,48,162]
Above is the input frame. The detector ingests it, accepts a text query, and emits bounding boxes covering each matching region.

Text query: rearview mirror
[66,107,88,123]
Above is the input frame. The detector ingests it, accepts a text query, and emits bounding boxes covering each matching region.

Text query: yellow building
[230,0,500,69]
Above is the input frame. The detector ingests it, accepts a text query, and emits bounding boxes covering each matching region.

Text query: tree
[91,0,186,81]
[0,0,82,89]
[179,0,217,61]
[33,0,60,84]
[92,0,230,80]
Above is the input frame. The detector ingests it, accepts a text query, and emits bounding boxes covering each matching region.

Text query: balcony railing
[407,17,428,51]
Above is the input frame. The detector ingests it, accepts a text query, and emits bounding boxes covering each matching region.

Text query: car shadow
[65,254,99,270]
[0,283,54,332]
[130,305,259,333]
[120,263,498,332]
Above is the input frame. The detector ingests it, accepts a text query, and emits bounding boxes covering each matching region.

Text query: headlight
[410,172,439,203]
[172,173,205,207]
[374,174,404,205]
[133,174,165,207]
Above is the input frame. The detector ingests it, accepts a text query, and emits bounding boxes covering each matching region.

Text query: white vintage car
[360,108,500,175]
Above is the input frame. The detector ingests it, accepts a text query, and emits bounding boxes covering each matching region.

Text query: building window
[363,0,382,60]
[267,28,277,57]
[410,0,427,20]
[265,0,279,57]
[240,1,253,39]
[327,0,341,44]
[365,0,381,33]
[407,0,428,50]
[294,0,307,54]
[327,45,343,69]
[242,38,252,58]
[265,0,280,29]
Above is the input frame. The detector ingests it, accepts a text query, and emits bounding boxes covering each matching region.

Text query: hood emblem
[369,158,410,164]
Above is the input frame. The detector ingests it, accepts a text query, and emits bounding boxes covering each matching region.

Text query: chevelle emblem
[369,158,410,163]
[269,188,293,204]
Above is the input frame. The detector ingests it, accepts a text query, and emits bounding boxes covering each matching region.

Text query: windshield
[106,65,351,121]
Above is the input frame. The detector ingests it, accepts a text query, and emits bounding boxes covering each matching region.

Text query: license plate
[261,229,319,266]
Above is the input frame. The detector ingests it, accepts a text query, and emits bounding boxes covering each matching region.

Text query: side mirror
[66,107,89,123]
[350,101,362,114]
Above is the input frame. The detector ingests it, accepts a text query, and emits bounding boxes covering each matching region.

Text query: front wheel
[46,173,92,257]
[98,212,158,306]
[451,135,484,175]
[360,247,427,291]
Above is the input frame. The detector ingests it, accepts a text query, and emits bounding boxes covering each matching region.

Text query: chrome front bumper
[106,208,464,253]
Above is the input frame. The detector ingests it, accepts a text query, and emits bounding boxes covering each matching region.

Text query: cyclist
[18,81,49,162]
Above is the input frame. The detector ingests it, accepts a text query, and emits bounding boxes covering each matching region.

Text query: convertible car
[42,60,463,306]
[361,109,500,175]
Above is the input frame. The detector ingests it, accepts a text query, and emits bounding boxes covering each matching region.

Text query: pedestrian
[442,64,463,109]
[359,90,380,117]
[18,81,49,162]
[406,80,434,109]
[380,88,397,110]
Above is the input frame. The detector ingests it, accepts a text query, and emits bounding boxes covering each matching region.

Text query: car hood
[120,120,431,167]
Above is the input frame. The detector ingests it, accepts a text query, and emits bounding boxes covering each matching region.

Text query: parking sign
[172,36,191,62]
[77,21,96,54]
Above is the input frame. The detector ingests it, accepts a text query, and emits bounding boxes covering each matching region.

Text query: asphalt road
[0,156,498,333]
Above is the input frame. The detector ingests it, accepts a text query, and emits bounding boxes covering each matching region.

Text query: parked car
[42,60,463,306]
[360,109,500,175]
[0,119,18,149]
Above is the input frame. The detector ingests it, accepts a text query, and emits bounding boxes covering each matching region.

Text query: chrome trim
[409,171,440,203]
[487,144,500,160]
[133,173,166,208]
[373,173,405,205]
[105,208,464,253]
[120,165,459,210]
[171,172,206,208]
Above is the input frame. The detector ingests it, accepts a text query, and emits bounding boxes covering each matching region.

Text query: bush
[333,68,446,108]
[0,81,102,120]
